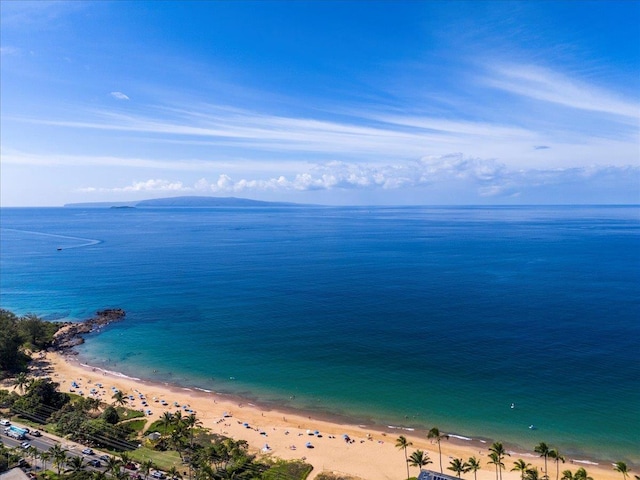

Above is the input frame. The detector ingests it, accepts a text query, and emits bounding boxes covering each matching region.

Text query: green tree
[534,443,551,480]
[40,450,51,472]
[561,470,574,480]
[489,442,510,480]
[614,462,630,480]
[512,459,532,480]
[49,443,68,476]
[111,390,127,407]
[448,458,466,478]
[574,468,593,480]
[408,450,432,476]
[101,405,120,424]
[0,310,26,373]
[103,455,123,476]
[183,413,202,448]
[466,456,482,480]
[395,435,413,480]
[549,449,565,480]
[13,372,30,394]
[488,452,503,480]
[18,314,47,348]
[160,411,174,436]
[140,459,154,480]
[427,427,449,473]
[525,468,542,480]
[92,471,108,480]
[66,456,86,474]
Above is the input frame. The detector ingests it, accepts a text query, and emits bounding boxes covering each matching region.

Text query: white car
[0,420,10,426]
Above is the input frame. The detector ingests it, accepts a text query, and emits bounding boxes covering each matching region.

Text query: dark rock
[52,309,126,353]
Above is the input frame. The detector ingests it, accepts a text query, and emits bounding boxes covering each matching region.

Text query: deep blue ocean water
[1,205,639,464]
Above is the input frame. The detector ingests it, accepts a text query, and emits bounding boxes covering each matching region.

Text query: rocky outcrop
[51,309,125,353]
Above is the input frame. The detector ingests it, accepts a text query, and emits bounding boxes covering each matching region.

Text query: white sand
[24,352,621,480]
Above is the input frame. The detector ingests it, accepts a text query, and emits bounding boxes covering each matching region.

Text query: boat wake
[1,228,102,249]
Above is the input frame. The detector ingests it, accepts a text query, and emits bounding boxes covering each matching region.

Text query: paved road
[2,420,109,471]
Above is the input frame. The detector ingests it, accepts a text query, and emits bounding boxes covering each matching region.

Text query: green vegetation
[395,435,413,480]
[1,310,61,376]
[427,427,449,474]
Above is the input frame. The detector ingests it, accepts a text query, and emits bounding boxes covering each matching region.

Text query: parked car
[0,420,10,426]
[124,462,138,471]
[82,448,94,455]
[151,472,166,479]
[31,431,42,437]
[99,455,110,462]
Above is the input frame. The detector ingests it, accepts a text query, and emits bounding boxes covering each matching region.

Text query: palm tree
[92,471,108,480]
[172,409,183,425]
[525,468,542,480]
[40,450,51,472]
[489,442,510,480]
[549,449,565,480]
[574,468,593,480]
[26,446,39,468]
[103,455,123,476]
[49,443,68,476]
[513,460,532,480]
[168,466,182,480]
[614,462,630,480]
[448,458,466,478]
[466,456,481,480]
[160,411,174,436]
[427,427,449,473]
[13,372,29,394]
[534,442,551,480]
[111,390,127,406]
[120,452,131,467]
[65,455,86,474]
[408,450,432,476]
[140,459,154,480]
[561,470,574,480]
[395,435,413,480]
[183,413,202,448]
[488,452,504,480]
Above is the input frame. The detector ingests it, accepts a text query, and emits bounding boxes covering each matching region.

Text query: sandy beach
[17,351,620,480]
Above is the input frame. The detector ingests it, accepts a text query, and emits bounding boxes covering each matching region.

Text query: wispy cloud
[110,91,130,101]
[0,46,20,56]
[483,64,640,121]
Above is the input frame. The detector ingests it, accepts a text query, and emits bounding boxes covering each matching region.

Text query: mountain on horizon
[64,196,308,208]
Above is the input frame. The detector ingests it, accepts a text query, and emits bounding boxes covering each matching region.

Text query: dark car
[31,431,42,437]
[88,460,102,468]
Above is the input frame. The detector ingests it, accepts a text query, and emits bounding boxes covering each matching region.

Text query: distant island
[64,196,309,208]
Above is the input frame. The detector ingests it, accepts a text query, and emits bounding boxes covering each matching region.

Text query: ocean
[1,205,638,464]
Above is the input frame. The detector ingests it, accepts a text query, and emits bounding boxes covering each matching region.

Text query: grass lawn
[127,447,183,471]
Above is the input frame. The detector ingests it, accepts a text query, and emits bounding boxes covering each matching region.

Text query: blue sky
[1,0,638,206]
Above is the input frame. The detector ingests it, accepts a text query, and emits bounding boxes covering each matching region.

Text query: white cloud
[110,91,130,101]
[0,46,20,56]
[484,64,640,121]
[75,155,640,201]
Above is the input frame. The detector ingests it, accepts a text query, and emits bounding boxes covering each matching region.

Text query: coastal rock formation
[51,309,125,353]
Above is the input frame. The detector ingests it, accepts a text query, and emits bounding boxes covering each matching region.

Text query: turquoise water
[1,206,639,464]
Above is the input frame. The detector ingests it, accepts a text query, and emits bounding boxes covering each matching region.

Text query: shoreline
[30,350,625,480]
